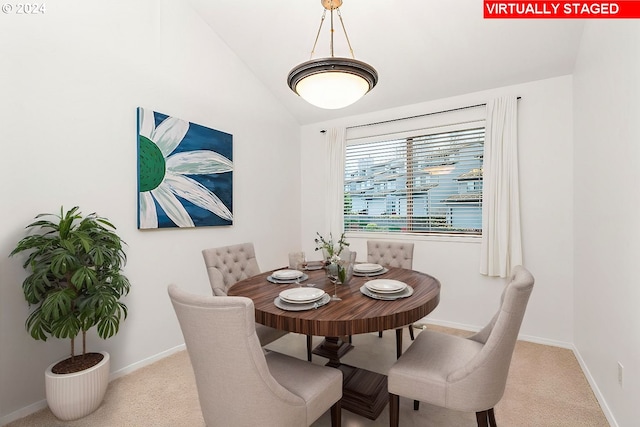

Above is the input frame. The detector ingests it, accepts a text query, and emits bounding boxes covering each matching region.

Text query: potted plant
[10,206,130,420]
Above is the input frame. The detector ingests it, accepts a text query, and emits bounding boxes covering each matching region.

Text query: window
[344,126,484,236]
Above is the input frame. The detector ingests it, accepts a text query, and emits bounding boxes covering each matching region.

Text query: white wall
[0,0,301,422]
[300,76,574,345]
[573,21,640,427]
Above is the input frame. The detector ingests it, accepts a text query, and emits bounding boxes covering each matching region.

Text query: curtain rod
[344,97,521,131]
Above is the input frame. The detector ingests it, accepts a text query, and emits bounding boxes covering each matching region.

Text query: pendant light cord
[310,10,327,60]
[330,6,334,57]
[336,8,356,59]
[309,3,356,60]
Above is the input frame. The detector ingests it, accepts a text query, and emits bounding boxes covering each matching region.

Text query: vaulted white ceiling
[188,0,585,125]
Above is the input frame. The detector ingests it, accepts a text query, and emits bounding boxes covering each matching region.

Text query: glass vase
[326,251,357,301]
[337,250,356,285]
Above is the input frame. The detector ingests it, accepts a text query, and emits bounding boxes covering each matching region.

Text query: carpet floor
[6,325,609,426]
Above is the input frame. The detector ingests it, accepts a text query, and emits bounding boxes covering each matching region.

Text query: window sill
[345,231,482,244]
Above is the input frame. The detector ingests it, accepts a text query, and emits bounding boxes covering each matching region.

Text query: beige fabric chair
[168,284,342,427]
[367,240,416,356]
[388,265,535,427]
[202,243,287,346]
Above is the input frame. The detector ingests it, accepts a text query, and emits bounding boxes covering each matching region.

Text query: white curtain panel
[480,97,523,277]
[325,128,346,238]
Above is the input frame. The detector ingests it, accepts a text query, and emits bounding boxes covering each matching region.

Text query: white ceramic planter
[45,351,110,421]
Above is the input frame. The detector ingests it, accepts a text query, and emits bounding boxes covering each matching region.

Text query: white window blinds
[344,111,485,236]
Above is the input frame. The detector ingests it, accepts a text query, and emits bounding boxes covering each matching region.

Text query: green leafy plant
[314,231,349,260]
[10,206,130,363]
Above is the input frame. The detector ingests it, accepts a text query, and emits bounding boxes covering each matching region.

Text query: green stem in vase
[338,265,346,283]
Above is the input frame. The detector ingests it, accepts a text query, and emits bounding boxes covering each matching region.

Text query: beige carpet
[6,325,609,427]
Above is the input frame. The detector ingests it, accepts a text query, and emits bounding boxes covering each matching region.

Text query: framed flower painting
[137,107,233,229]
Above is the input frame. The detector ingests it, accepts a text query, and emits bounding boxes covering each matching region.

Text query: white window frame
[344,106,485,239]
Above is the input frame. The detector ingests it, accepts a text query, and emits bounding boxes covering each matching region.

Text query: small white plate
[272,269,304,280]
[354,263,384,273]
[365,279,407,293]
[304,261,325,271]
[279,288,325,303]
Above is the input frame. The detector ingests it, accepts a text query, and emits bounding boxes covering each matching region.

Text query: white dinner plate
[365,279,407,294]
[353,267,388,277]
[267,274,308,284]
[274,293,331,311]
[360,285,414,300]
[354,263,384,273]
[272,269,304,280]
[279,288,325,304]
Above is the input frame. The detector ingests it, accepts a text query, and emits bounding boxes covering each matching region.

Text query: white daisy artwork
[137,107,233,229]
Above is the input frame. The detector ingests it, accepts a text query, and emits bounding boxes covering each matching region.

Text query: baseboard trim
[109,344,186,382]
[417,318,574,348]
[572,345,619,427]
[413,318,481,333]
[0,399,48,426]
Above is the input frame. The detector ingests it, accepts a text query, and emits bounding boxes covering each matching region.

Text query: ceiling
[188,0,585,125]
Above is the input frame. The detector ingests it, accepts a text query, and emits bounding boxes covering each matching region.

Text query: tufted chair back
[202,243,261,296]
[168,285,343,427]
[367,240,416,348]
[201,243,288,347]
[367,240,414,269]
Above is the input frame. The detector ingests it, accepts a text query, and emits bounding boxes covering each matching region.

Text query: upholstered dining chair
[387,265,535,427]
[168,284,342,427]
[367,240,416,355]
[202,243,288,346]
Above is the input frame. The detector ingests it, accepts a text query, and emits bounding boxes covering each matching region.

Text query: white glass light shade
[288,57,378,110]
[296,72,370,109]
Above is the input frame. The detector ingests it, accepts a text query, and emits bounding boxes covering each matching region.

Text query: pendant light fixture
[287,0,378,110]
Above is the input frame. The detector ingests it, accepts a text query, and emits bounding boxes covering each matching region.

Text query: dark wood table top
[228,266,441,337]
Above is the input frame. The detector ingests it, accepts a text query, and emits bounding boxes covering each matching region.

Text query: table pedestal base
[312,336,353,367]
[338,364,388,420]
[313,337,388,420]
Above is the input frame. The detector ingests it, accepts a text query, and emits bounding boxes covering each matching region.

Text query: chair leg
[330,400,341,427]
[378,330,383,338]
[488,408,497,427]
[306,335,312,362]
[414,400,420,410]
[409,324,415,340]
[395,328,403,359]
[475,410,490,427]
[389,393,400,427]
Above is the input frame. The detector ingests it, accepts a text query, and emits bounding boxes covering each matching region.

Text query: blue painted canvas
[137,107,233,229]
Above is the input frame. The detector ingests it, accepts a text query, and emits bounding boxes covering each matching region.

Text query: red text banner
[484,1,640,18]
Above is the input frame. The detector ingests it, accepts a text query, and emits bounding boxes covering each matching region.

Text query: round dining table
[228,265,441,420]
